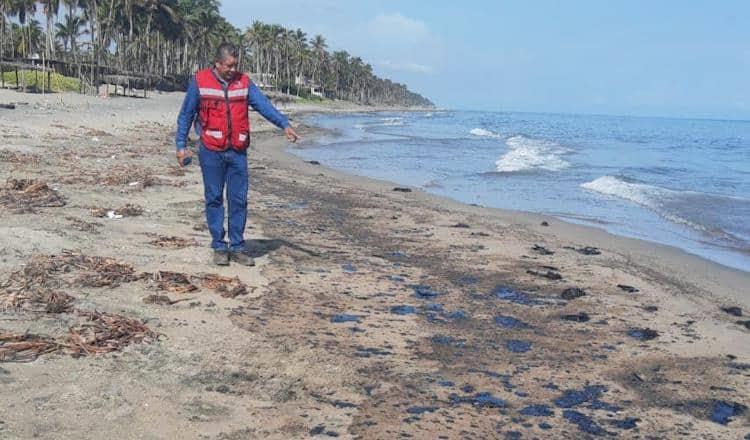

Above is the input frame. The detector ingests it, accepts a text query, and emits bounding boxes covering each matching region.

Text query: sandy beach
[1,89,749,439]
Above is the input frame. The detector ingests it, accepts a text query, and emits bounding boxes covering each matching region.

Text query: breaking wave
[470,128,502,138]
[495,135,571,172]
[581,176,750,243]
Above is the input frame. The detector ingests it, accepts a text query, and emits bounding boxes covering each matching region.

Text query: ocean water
[290,111,750,272]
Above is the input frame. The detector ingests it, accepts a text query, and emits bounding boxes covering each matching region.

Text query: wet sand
[0,89,749,439]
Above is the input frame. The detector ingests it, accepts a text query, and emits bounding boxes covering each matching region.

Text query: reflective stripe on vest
[198,87,224,98]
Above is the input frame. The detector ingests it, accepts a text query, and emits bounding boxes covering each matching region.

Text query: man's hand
[284,126,300,143]
[176,149,193,167]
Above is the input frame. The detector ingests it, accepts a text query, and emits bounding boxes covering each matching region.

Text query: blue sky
[221,1,750,119]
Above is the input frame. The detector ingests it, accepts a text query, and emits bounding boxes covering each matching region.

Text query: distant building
[295,75,323,97]
[249,72,275,89]
[310,86,323,98]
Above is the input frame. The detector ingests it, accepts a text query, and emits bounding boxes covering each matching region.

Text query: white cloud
[368,13,431,44]
[378,60,433,74]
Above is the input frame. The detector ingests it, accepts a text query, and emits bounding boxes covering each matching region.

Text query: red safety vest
[195,68,251,151]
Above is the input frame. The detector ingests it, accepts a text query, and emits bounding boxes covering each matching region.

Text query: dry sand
[0,89,748,439]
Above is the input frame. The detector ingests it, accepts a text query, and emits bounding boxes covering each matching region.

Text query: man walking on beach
[175,43,299,266]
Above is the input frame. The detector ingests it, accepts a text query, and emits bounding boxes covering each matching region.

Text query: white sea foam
[582,176,750,246]
[581,176,664,207]
[494,135,571,172]
[374,117,404,126]
[581,176,706,232]
[470,128,502,138]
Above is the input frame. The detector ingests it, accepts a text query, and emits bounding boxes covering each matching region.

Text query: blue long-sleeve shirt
[175,74,289,151]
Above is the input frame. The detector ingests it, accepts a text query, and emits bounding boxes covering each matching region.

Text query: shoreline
[1,89,749,438]
[285,111,750,302]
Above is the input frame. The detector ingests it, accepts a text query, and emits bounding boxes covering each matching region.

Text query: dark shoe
[213,250,230,266]
[230,250,255,266]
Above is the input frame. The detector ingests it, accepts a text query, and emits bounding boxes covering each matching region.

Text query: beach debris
[199,274,248,298]
[354,346,393,357]
[453,275,478,287]
[617,284,640,293]
[610,417,640,430]
[341,263,357,273]
[736,320,750,330]
[449,391,507,408]
[65,216,103,234]
[520,404,554,417]
[531,244,555,255]
[330,314,361,323]
[710,400,747,425]
[307,160,321,165]
[152,271,199,294]
[561,312,591,322]
[91,204,144,218]
[561,287,587,300]
[393,187,412,192]
[576,246,602,256]
[0,103,16,109]
[411,284,440,299]
[0,178,66,213]
[451,222,471,228]
[309,425,325,436]
[3,250,141,290]
[100,165,161,188]
[432,335,466,348]
[471,231,490,237]
[527,268,563,281]
[0,151,39,164]
[0,332,61,362]
[149,235,199,249]
[390,305,417,315]
[506,340,532,353]
[67,311,157,356]
[494,285,545,306]
[424,303,444,312]
[0,288,76,314]
[721,306,743,317]
[166,166,187,177]
[642,305,659,312]
[554,385,609,409]
[563,410,610,436]
[143,294,195,306]
[627,328,659,341]
[445,310,469,321]
[406,406,438,415]
[540,221,550,227]
[1,309,156,361]
[494,315,531,329]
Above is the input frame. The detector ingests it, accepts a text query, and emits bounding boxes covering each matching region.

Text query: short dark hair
[215,42,239,62]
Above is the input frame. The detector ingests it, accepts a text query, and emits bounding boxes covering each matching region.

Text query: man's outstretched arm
[247,83,299,142]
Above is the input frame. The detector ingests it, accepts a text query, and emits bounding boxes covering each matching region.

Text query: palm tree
[0,3,433,105]
[55,11,85,56]
[310,34,326,86]
[1,0,12,59]
[39,0,61,60]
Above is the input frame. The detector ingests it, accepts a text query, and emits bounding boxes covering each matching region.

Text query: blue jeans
[198,145,248,251]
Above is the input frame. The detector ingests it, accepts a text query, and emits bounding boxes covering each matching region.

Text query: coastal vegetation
[0,0,433,106]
